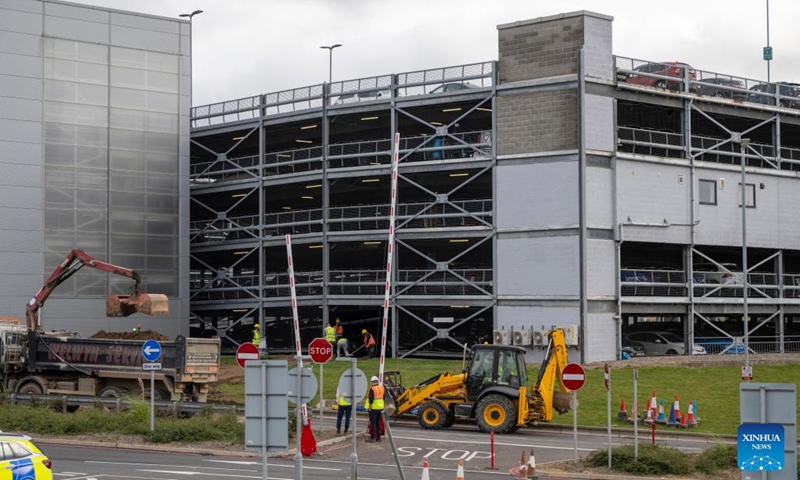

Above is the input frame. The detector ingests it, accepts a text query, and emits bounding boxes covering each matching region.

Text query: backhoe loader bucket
[553,391,572,414]
[106,293,170,317]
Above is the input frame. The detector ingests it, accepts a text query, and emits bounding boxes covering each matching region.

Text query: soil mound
[90,329,170,341]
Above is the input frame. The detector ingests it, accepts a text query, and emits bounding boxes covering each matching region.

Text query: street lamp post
[179,10,203,107]
[320,44,342,86]
[740,138,751,371]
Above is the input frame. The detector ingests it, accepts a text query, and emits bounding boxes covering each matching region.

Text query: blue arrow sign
[142,339,162,362]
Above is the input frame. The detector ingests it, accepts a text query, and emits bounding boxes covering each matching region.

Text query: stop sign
[561,363,586,391]
[308,337,333,364]
[236,342,260,368]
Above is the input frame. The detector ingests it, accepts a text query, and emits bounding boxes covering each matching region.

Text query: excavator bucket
[106,293,170,317]
[553,391,572,414]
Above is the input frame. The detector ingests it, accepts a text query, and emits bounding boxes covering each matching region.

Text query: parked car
[624,61,697,91]
[0,432,53,480]
[692,262,742,285]
[620,269,651,282]
[696,77,747,100]
[333,89,391,105]
[694,335,747,354]
[747,82,800,109]
[623,331,707,356]
[430,82,478,94]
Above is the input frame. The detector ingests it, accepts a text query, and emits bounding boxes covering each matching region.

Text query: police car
[0,432,53,480]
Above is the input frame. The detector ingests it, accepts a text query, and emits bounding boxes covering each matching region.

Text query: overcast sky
[77,0,799,107]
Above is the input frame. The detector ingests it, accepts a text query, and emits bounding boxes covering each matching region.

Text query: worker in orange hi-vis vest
[362,329,376,358]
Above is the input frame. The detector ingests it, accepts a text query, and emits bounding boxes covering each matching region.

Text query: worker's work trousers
[336,404,352,432]
[368,409,383,440]
[337,340,349,357]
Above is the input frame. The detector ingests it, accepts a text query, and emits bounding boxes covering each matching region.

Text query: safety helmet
[335,318,341,323]
[254,323,260,328]
[370,376,379,383]
[362,329,367,334]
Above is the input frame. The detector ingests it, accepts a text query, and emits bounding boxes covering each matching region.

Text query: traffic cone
[643,408,654,425]
[455,457,465,480]
[527,449,538,479]
[617,398,628,421]
[628,402,642,424]
[655,398,666,424]
[421,458,430,480]
[677,410,688,429]
[648,391,658,419]
[693,398,700,423]
[686,402,697,427]
[517,451,527,479]
[666,397,677,426]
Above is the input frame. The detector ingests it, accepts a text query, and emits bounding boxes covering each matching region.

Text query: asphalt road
[41,414,726,480]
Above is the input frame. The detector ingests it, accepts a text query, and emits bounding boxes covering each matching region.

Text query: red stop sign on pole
[308,337,333,364]
[562,363,586,391]
[236,342,260,368]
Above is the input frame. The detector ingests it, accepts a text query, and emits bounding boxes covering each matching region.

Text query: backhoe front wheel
[476,394,516,434]
[418,401,447,429]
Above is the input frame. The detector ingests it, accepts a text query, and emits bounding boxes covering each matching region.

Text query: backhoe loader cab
[464,345,527,399]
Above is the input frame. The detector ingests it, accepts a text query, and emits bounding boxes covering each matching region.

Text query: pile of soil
[90,329,170,341]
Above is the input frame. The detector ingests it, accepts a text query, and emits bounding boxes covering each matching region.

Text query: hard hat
[362,329,367,334]
[335,318,340,323]
[370,376,379,383]
[254,323,260,328]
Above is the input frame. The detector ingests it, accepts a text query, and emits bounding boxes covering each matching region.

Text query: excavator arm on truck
[25,249,170,331]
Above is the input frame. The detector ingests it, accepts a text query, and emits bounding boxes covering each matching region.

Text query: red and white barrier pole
[490,431,495,470]
[286,234,304,480]
[378,132,400,384]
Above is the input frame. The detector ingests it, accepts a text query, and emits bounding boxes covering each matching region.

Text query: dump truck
[385,328,571,434]
[0,249,220,402]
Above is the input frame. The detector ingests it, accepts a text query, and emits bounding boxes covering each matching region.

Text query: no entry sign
[561,363,586,391]
[236,342,260,368]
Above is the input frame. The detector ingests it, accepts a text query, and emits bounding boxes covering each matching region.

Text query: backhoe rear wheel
[476,394,516,434]
[417,401,447,429]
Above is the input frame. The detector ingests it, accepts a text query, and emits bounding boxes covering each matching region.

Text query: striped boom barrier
[378,132,400,385]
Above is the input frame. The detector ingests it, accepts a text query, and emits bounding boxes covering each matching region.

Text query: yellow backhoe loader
[384,328,571,434]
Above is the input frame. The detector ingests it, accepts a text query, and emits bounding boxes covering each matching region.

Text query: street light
[320,44,342,85]
[740,137,751,372]
[179,10,203,107]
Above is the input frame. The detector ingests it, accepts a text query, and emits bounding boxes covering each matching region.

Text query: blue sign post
[142,339,162,432]
[142,339,162,362]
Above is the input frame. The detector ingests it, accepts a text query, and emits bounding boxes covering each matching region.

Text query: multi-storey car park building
[190,11,800,361]
[0,0,191,339]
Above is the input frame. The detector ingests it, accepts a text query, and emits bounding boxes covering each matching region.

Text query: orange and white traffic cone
[686,402,697,427]
[421,458,430,480]
[648,391,658,420]
[643,408,654,425]
[527,449,538,479]
[617,398,628,421]
[517,451,527,479]
[455,457,465,480]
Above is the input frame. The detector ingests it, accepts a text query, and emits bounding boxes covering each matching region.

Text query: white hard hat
[370,376,379,383]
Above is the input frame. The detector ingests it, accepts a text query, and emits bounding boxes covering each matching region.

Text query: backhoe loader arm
[528,328,571,422]
[25,249,169,331]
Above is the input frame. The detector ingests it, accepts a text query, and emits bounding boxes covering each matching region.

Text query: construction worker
[334,318,344,340]
[324,321,336,344]
[336,333,350,357]
[362,329,376,358]
[252,323,261,348]
[131,323,142,333]
[335,386,352,435]
[365,375,384,442]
